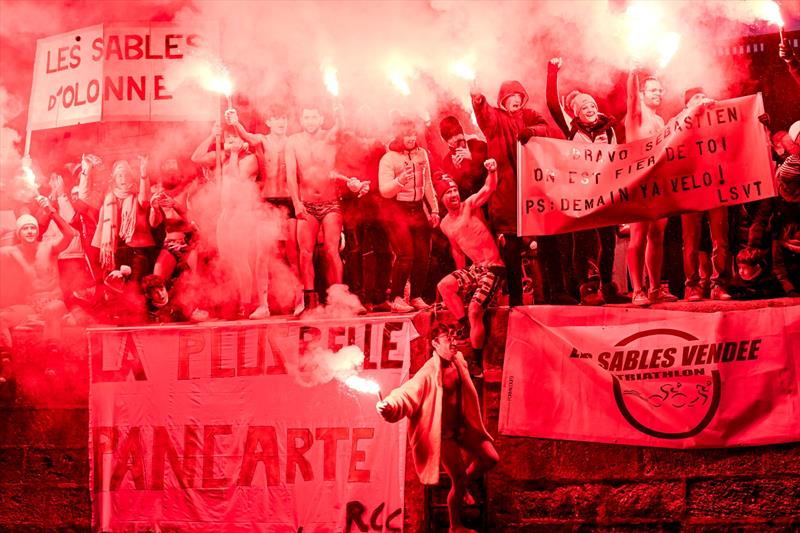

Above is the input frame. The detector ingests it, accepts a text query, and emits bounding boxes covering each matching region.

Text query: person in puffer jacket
[470,79,553,306]
[378,116,440,313]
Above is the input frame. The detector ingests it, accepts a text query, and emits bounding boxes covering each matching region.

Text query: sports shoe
[684,285,704,302]
[409,297,431,310]
[389,297,414,313]
[710,286,733,301]
[632,290,650,306]
[601,282,631,304]
[579,282,605,306]
[648,286,678,303]
[371,300,392,313]
[249,305,271,319]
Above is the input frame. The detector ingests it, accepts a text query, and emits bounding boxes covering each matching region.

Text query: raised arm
[191,123,221,167]
[468,158,498,208]
[546,58,571,137]
[137,155,151,207]
[325,102,344,143]
[38,197,77,256]
[226,108,264,147]
[471,83,499,136]
[626,69,642,128]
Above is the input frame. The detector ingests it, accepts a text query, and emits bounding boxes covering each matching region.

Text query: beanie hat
[569,92,597,118]
[684,87,705,105]
[392,115,415,136]
[16,214,38,236]
[439,115,464,141]
[788,120,800,143]
[434,176,458,201]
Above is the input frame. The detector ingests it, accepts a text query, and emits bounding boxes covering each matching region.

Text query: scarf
[96,184,136,269]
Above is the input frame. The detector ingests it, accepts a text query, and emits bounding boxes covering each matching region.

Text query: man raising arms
[436,159,504,377]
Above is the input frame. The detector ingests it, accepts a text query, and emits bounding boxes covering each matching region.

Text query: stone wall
[1,306,798,531]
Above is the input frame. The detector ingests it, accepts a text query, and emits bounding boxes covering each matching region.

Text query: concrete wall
[1,307,798,531]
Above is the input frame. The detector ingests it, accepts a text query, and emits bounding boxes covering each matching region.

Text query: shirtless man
[227,104,299,281]
[191,123,264,318]
[286,103,343,313]
[436,159,503,378]
[377,324,499,533]
[1,198,77,348]
[624,71,678,306]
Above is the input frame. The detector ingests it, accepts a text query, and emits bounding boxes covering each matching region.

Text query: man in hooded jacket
[470,80,570,306]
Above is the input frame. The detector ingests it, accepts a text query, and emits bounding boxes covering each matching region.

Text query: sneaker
[684,285,704,302]
[601,282,631,304]
[371,300,392,313]
[409,297,430,310]
[648,287,679,303]
[632,290,650,306]
[389,297,414,313]
[549,292,579,305]
[249,305,270,319]
[579,282,605,306]
[292,301,305,317]
[710,286,733,301]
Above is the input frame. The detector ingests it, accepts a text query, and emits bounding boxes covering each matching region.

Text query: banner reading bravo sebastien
[517,94,775,235]
[499,305,800,448]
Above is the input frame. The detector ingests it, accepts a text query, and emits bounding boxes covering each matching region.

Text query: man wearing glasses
[376,323,499,533]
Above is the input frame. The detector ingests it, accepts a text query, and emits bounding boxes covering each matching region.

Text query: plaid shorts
[451,264,505,308]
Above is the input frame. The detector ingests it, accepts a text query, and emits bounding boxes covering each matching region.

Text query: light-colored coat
[382,351,492,484]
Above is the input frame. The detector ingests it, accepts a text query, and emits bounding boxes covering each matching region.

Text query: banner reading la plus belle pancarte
[517,93,775,235]
[499,305,800,448]
[89,316,416,532]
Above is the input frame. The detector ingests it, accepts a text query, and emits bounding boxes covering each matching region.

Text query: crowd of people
[1,43,799,377]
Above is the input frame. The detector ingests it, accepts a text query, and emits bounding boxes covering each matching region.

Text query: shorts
[303,199,341,223]
[451,264,505,309]
[265,197,296,219]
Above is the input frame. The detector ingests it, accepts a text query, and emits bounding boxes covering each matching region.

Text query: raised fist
[484,158,497,173]
[224,108,238,126]
[549,57,562,70]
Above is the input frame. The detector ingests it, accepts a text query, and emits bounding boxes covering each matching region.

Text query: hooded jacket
[546,62,617,144]
[472,80,548,233]
[381,351,492,484]
[378,138,438,213]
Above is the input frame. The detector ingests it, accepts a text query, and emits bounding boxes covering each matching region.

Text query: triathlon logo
[569,328,762,440]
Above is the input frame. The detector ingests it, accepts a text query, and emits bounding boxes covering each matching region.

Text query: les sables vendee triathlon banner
[517,94,774,235]
[499,306,800,448]
[89,316,416,532]
[28,22,219,130]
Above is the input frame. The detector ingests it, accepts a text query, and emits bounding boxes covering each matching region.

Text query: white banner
[90,317,416,532]
[28,22,219,130]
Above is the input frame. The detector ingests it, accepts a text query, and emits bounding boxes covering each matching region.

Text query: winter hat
[439,115,464,141]
[788,120,800,143]
[15,214,38,236]
[434,176,458,201]
[569,92,597,117]
[776,154,800,202]
[684,87,705,105]
[392,115,415,136]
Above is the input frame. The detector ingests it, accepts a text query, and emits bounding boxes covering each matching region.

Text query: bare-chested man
[377,323,499,533]
[625,70,678,306]
[227,104,299,283]
[436,159,503,378]
[191,123,265,318]
[286,103,343,313]
[1,198,77,349]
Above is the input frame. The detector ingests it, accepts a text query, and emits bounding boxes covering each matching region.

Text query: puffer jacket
[378,138,436,210]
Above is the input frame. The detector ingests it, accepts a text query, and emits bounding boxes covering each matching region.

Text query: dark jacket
[472,80,548,233]
[546,62,616,143]
[437,138,489,199]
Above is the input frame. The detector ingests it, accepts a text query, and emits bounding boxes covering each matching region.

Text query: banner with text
[517,94,775,235]
[89,316,415,532]
[28,22,219,130]
[499,306,800,448]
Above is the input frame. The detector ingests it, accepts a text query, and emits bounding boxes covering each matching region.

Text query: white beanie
[788,120,800,144]
[16,214,38,236]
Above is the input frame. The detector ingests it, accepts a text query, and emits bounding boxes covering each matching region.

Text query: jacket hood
[497,80,529,110]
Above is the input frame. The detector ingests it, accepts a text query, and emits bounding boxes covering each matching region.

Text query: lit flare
[322,64,340,97]
[344,375,382,398]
